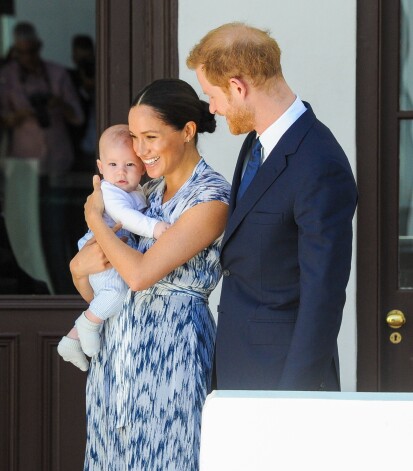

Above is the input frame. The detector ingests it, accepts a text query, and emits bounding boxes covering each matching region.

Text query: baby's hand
[154,221,170,239]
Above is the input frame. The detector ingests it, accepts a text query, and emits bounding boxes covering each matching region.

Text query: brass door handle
[386,310,406,329]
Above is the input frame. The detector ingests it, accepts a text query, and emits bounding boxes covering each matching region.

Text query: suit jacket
[215,102,358,391]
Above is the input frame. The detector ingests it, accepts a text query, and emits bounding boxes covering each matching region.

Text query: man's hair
[13,22,39,43]
[72,34,94,52]
[186,22,282,90]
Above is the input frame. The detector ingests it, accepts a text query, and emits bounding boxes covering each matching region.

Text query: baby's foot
[57,336,89,371]
[75,312,102,357]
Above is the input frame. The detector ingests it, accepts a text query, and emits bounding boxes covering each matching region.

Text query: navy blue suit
[215,103,358,391]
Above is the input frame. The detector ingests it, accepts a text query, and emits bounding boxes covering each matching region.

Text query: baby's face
[97,141,145,192]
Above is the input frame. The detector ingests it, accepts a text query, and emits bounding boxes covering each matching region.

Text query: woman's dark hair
[131,78,216,143]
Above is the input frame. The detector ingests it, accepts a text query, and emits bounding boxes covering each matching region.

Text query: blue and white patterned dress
[84,158,230,471]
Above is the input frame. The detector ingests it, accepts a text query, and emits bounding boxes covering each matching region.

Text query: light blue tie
[237,137,262,201]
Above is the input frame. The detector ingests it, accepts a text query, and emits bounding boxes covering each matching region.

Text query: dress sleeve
[183,172,231,212]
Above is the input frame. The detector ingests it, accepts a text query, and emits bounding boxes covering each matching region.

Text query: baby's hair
[99,124,132,157]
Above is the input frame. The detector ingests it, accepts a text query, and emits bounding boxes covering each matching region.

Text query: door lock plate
[390,332,402,344]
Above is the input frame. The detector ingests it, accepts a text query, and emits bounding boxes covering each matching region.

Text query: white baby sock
[75,312,102,357]
[57,336,89,371]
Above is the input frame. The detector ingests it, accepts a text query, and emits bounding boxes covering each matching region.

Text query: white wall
[179,0,357,391]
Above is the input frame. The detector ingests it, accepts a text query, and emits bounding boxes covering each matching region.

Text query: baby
[57,124,169,371]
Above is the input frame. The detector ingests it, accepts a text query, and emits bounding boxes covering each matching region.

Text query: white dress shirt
[258,95,307,163]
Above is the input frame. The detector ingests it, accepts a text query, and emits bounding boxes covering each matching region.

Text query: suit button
[222,269,231,277]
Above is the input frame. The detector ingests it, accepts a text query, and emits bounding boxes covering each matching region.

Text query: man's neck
[253,79,296,135]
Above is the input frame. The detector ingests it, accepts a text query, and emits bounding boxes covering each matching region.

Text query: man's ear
[228,77,248,99]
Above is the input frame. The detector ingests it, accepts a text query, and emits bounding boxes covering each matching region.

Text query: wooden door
[0,1,178,469]
[357,0,413,391]
[0,300,87,470]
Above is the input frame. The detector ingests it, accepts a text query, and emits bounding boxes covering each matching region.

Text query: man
[0,22,85,293]
[67,34,96,171]
[0,22,84,178]
[187,22,357,391]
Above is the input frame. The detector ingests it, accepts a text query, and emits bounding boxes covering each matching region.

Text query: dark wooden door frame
[356,0,405,391]
[356,0,381,391]
[0,2,179,469]
[96,0,179,134]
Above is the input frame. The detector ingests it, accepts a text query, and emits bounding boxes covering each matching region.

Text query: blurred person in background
[68,34,96,172]
[0,21,84,179]
[0,22,85,293]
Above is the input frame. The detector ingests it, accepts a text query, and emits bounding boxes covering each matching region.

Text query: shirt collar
[258,96,307,162]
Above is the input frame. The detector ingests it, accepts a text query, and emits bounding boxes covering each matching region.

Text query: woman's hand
[69,239,108,303]
[70,237,109,280]
[70,224,123,302]
[70,223,124,279]
[84,175,105,231]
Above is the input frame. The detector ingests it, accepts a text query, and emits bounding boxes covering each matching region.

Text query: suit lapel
[222,103,317,249]
[228,131,256,216]
[222,150,287,248]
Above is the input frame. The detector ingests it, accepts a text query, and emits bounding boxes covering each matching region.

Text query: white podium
[200,390,413,471]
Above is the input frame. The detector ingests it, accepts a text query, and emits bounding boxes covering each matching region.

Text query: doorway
[0,1,178,469]
[0,1,96,295]
[357,0,413,391]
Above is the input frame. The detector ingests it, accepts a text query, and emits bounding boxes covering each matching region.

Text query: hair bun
[197,100,216,134]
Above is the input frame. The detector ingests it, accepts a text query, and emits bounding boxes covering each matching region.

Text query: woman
[70,78,230,470]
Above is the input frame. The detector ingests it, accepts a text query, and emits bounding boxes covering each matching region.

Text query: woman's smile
[141,155,160,166]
